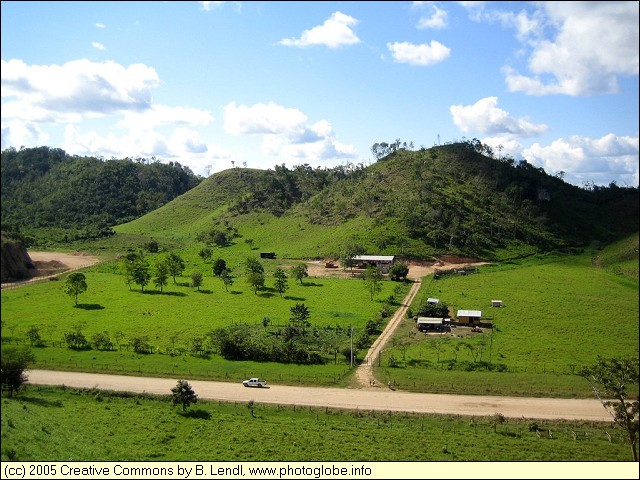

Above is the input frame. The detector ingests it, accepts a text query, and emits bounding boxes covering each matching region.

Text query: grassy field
[1,240,637,396]
[0,385,632,462]
[1,261,406,387]
[377,253,639,397]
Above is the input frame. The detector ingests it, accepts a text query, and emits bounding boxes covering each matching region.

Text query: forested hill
[1,142,638,260]
[0,146,202,242]
[118,140,639,261]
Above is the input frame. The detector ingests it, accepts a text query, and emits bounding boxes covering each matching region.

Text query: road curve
[26,369,611,422]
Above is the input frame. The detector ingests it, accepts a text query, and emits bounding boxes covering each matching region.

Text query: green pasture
[1,386,631,462]
[377,254,639,397]
[1,263,404,386]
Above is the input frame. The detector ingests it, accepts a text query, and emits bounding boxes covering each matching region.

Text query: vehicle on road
[243,378,268,388]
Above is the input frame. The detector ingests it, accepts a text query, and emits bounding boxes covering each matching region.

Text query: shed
[491,300,503,307]
[260,252,276,259]
[352,255,396,274]
[456,309,482,325]
[416,317,449,332]
[427,297,440,304]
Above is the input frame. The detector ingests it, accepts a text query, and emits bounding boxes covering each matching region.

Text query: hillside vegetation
[114,141,639,262]
[0,146,201,244]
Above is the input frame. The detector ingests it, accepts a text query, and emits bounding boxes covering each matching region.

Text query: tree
[273,267,288,297]
[245,257,264,275]
[288,303,311,338]
[247,271,265,294]
[64,272,88,305]
[154,261,170,292]
[198,247,212,262]
[166,253,185,284]
[171,379,198,412]
[389,262,410,282]
[364,266,382,301]
[291,263,309,285]
[261,316,271,330]
[132,253,151,292]
[1,346,36,398]
[212,258,227,277]
[220,269,234,291]
[190,272,203,291]
[581,356,639,461]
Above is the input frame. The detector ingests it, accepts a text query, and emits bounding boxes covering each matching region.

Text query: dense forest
[1,146,201,243]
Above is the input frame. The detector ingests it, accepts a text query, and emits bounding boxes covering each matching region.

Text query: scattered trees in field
[153,261,169,292]
[1,346,35,398]
[220,269,234,291]
[171,379,198,412]
[273,267,288,297]
[291,263,309,285]
[581,356,639,462]
[165,253,185,283]
[190,272,203,291]
[364,266,383,301]
[212,259,227,277]
[64,272,88,305]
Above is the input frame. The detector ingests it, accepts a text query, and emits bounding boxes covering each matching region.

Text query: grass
[1,386,632,462]
[376,253,639,397]
[1,264,406,386]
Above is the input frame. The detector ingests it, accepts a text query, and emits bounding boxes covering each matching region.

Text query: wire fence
[1,263,94,291]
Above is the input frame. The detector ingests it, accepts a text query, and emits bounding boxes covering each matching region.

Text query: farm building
[492,300,503,307]
[352,255,396,274]
[456,309,482,325]
[416,317,450,332]
[427,297,440,304]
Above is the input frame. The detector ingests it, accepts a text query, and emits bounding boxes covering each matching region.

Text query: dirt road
[25,369,610,422]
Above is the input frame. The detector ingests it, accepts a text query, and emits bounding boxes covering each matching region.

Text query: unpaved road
[26,369,611,422]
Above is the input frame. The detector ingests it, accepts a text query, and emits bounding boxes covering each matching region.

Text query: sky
[1,1,638,188]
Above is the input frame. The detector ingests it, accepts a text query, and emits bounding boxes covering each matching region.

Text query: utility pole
[350,326,354,368]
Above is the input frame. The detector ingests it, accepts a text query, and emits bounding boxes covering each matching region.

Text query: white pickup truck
[242,377,268,388]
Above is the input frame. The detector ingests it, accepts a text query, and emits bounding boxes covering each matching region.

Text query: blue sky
[2,1,638,188]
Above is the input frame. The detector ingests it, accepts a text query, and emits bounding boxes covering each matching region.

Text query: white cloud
[500,1,639,96]
[278,11,360,49]
[199,1,225,12]
[1,59,161,116]
[387,41,450,66]
[450,96,548,137]
[523,134,639,187]
[91,42,106,51]
[223,101,357,165]
[95,23,105,29]
[417,5,448,29]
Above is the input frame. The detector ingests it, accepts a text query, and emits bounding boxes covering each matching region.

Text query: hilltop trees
[64,272,88,306]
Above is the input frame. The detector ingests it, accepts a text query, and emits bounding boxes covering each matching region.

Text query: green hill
[115,141,639,261]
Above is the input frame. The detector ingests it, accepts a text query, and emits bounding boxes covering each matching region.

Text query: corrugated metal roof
[427,297,440,303]
[353,255,395,262]
[417,317,446,324]
[457,310,482,317]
